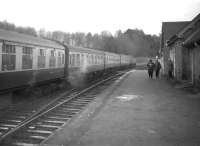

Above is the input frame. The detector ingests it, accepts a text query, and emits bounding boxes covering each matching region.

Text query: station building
[161,13,200,87]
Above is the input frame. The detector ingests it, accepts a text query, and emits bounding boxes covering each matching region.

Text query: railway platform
[43,70,200,146]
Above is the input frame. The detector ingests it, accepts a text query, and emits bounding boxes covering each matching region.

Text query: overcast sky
[0,0,199,35]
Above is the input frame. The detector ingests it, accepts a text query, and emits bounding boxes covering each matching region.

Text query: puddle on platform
[115,94,140,101]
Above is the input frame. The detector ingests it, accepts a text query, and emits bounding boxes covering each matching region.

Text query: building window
[22,47,33,69]
[49,50,56,67]
[2,44,16,71]
[38,49,46,68]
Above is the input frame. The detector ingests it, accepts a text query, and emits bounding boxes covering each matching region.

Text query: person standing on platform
[147,59,155,78]
[154,58,161,78]
[168,58,174,79]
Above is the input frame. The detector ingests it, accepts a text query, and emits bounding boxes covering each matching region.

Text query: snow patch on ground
[115,94,140,101]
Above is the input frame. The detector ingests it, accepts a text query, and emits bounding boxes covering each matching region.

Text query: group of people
[147,58,161,79]
[147,57,174,79]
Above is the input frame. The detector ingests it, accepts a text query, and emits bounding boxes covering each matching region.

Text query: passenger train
[0,29,136,92]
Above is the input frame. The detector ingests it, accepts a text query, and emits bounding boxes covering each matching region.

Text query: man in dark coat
[147,59,155,78]
[168,58,174,79]
[154,59,161,78]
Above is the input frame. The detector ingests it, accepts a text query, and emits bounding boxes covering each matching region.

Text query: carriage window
[72,54,75,66]
[69,54,72,65]
[87,55,90,64]
[50,50,56,67]
[95,56,97,64]
[38,49,46,68]
[81,54,84,65]
[98,56,100,64]
[76,54,80,66]
[91,55,94,64]
[2,44,16,71]
[22,47,33,69]
[57,52,62,67]
[40,49,45,56]
[62,53,65,64]
[86,55,89,64]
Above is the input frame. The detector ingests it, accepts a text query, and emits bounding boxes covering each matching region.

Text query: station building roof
[0,29,64,49]
[161,21,189,48]
[183,29,200,47]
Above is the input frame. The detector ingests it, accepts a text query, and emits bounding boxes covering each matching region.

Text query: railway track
[0,71,126,146]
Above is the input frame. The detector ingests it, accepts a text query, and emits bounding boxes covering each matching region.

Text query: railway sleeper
[69,100,91,104]
[73,98,94,102]
[10,137,43,145]
[42,120,66,125]
[0,127,10,134]
[0,119,22,123]
[15,130,50,137]
[69,101,92,105]
[47,111,78,117]
[36,121,64,127]
[62,103,87,107]
[2,115,27,120]
[43,117,69,123]
[47,112,73,117]
[53,109,80,114]
[27,125,58,131]
[0,120,21,125]
[27,129,53,135]
[34,124,60,129]
[2,136,43,145]
[44,116,70,121]
[66,99,90,103]
[60,105,83,109]
[78,94,96,98]
[58,105,85,110]
[77,95,96,98]
[6,109,36,115]
[0,123,18,128]
[0,116,26,121]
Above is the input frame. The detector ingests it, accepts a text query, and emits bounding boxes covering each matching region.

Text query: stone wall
[173,42,183,81]
[193,46,200,87]
[162,46,170,75]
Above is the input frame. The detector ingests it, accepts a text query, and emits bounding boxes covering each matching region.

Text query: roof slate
[161,21,189,48]
[184,29,200,46]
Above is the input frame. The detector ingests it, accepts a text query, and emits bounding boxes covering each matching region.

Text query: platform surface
[44,70,200,146]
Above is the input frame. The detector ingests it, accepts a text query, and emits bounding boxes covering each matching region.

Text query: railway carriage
[68,46,105,73]
[0,29,136,92]
[104,51,121,70]
[0,29,66,92]
[68,46,106,82]
[120,54,134,69]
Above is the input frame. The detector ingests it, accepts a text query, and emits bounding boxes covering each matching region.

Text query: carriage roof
[68,46,105,55]
[0,29,64,49]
